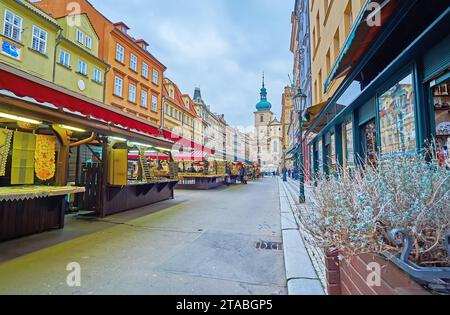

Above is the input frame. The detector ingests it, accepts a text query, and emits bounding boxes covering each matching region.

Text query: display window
[317,140,323,174]
[378,73,417,157]
[345,120,355,168]
[330,133,336,172]
[432,73,450,168]
[362,120,378,167]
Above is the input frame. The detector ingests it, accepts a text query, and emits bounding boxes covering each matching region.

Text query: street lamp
[294,87,307,204]
[282,146,287,182]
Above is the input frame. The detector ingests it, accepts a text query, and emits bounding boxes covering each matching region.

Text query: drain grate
[256,241,283,251]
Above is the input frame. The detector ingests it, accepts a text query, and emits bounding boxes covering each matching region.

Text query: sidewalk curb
[278,179,325,296]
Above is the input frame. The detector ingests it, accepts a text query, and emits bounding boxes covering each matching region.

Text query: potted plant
[300,151,450,294]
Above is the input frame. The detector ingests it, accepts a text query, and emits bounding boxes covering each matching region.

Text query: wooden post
[52,125,71,186]
[99,137,108,218]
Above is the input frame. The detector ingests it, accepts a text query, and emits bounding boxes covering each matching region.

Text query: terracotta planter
[325,251,431,295]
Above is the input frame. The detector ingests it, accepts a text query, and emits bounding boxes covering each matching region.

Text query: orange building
[33,0,166,126]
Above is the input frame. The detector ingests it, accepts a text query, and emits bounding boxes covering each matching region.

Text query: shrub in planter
[301,153,449,290]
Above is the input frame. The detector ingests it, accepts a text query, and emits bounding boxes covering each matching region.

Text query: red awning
[173,150,208,162]
[0,65,214,154]
[128,153,169,161]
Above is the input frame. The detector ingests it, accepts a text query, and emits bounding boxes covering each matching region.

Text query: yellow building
[163,78,198,143]
[309,0,366,104]
[0,0,59,81]
[54,13,108,102]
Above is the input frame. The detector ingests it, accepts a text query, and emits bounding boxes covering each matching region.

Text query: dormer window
[169,88,174,99]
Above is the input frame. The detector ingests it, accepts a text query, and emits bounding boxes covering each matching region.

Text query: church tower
[254,73,274,128]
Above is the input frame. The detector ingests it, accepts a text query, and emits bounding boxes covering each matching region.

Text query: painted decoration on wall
[11,131,36,185]
[35,135,56,181]
[1,40,21,60]
[0,129,13,177]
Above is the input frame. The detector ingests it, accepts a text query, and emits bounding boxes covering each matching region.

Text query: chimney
[114,22,130,35]
[135,39,149,51]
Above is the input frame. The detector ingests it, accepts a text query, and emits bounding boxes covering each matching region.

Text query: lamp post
[294,87,307,204]
[282,146,287,182]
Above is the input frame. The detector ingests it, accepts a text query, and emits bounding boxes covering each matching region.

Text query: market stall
[176,155,228,190]
[0,115,85,241]
[100,140,178,216]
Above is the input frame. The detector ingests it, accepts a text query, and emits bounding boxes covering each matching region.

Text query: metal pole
[283,148,287,182]
[298,111,305,204]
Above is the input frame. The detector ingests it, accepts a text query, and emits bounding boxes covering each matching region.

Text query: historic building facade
[253,76,283,172]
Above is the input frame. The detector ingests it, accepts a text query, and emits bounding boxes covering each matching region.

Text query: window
[77,60,87,75]
[345,120,354,168]
[142,62,149,78]
[128,83,136,103]
[151,95,157,112]
[59,49,70,67]
[378,73,416,157]
[130,54,138,72]
[152,69,159,84]
[116,43,124,63]
[326,49,331,77]
[76,29,84,44]
[85,36,92,49]
[260,115,264,123]
[93,68,102,83]
[3,10,22,42]
[141,90,148,108]
[170,107,173,117]
[31,26,47,54]
[344,1,353,37]
[164,103,168,114]
[114,76,123,97]
[333,28,340,60]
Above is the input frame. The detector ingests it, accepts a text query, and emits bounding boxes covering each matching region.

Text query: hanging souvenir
[11,131,36,185]
[0,129,13,177]
[35,135,56,181]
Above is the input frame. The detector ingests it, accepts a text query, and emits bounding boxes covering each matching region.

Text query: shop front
[308,3,450,174]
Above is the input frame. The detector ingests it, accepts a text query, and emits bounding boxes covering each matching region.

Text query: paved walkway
[0,178,286,295]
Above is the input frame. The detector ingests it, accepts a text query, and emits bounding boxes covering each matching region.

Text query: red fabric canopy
[0,68,215,154]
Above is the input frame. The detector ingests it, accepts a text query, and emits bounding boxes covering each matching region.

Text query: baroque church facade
[251,76,283,173]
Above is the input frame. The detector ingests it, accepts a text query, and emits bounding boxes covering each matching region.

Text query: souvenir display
[0,129,13,177]
[35,135,56,181]
[11,131,36,185]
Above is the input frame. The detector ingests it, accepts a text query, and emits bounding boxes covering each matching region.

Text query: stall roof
[173,150,208,162]
[0,63,214,154]
[324,0,401,92]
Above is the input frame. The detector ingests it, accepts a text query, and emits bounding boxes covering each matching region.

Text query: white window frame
[152,69,159,84]
[59,49,70,67]
[76,29,84,44]
[128,83,137,103]
[77,59,87,75]
[114,76,123,97]
[116,43,124,63]
[93,68,102,83]
[151,95,158,112]
[85,35,92,49]
[31,25,47,54]
[130,53,138,72]
[141,90,148,108]
[142,62,149,79]
[3,10,23,42]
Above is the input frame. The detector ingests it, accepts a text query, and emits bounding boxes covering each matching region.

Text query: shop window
[345,120,354,168]
[378,73,416,157]
[362,120,378,167]
[317,140,323,174]
[330,133,336,172]
[432,75,450,167]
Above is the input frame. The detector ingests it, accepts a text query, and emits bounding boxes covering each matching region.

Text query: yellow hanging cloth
[11,131,36,185]
[0,129,13,177]
[35,135,56,181]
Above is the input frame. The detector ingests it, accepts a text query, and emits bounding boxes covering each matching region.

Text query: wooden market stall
[175,153,228,190]
[0,63,190,240]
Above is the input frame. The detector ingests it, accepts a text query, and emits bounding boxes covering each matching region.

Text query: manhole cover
[256,241,283,251]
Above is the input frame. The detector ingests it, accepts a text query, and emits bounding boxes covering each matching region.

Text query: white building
[253,76,283,172]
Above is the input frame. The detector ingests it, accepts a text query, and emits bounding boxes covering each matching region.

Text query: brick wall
[325,252,430,295]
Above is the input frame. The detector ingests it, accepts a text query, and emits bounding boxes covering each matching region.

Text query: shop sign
[1,40,21,60]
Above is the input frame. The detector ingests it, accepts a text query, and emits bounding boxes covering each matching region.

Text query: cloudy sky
[90,0,294,128]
